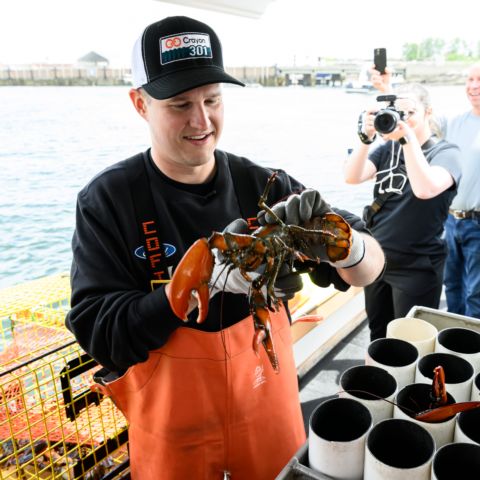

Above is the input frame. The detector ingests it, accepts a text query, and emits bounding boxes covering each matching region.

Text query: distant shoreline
[0,60,473,87]
[0,78,131,87]
[0,79,464,87]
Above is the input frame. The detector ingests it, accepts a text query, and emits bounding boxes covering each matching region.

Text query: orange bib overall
[96,308,305,479]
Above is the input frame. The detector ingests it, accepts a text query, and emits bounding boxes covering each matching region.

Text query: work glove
[210,218,303,300]
[258,189,365,269]
[210,218,258,297]
[258,189,331,226]
[273,264,303,301]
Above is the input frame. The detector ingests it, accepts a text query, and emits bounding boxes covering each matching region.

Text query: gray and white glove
[210,218,254,297]
[273,264,303,300]
[258,189,331,226]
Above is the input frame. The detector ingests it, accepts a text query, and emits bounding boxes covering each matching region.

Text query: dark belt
[449,209,480,220]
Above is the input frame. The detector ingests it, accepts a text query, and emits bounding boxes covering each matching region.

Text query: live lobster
[413,365,480,422]
[343,365,480,423]
[167,172,352,373]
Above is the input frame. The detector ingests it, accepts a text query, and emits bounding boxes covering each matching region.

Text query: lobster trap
[0,274,129,479]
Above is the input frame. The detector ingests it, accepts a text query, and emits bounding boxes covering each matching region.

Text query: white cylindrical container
[386,317,438,357]
[454,407,480,445]
[415,352,474,403]
[471,371,480,401]
[365,337,419,390]
[308,397,372,480]
[393,383,456,448]
[364,418,435,480]
[431,442,480,479]
[435,327,480,373]
[339,365,397,425]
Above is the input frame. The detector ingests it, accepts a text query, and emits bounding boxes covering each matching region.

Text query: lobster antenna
[209,262,230,293]
[258,171,287,228]
[336,389,417,416]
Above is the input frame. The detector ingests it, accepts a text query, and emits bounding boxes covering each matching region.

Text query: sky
[1,0,479,67]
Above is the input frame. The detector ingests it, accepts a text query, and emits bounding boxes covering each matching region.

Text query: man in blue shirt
[443,63,480,318]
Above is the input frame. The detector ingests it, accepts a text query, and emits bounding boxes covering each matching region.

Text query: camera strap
[363,136,438,227]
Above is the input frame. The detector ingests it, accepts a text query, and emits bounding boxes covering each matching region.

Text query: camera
[374,95,405,134]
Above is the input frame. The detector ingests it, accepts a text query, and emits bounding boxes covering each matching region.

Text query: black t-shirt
[66,149,364,371]
[368,139,461,258]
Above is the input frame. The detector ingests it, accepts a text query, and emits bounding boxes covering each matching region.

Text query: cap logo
[160,32,212,65]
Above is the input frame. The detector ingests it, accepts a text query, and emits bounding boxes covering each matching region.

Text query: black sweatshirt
[66,149,364,372]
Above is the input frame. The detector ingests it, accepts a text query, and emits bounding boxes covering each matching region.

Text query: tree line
[402,38,480,61]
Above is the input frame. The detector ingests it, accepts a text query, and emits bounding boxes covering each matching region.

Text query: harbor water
[0,84,468,289]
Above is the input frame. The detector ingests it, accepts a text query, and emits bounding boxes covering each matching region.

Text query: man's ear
[129,88,148,118]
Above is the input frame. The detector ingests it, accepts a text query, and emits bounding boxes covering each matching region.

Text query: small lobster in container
[167,172,352,373]
[414,366,480,422]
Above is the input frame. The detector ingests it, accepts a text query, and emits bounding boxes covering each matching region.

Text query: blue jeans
[444,214,480,318]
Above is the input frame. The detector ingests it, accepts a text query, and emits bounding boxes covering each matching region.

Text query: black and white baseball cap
[131,16,244,99]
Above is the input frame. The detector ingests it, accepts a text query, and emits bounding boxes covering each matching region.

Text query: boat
[0,272,364,479]
[3,271,477,479]
[279,305,480,479]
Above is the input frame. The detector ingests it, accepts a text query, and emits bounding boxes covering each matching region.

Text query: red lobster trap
[0,274,129,479]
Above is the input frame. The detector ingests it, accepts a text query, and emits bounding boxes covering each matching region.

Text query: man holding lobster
[66,15,385,480]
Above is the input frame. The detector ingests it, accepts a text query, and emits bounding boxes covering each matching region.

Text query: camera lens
[374,109,401,134]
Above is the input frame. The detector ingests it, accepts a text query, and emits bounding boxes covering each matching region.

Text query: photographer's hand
[380,120,415,144]
[370,66,393,93]
[359,108,377,143]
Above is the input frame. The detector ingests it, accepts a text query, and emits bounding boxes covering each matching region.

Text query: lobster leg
[250,289,279,373]
[167,238,214,323]
[257,172,288,228]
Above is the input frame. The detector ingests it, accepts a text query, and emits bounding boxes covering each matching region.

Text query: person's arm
[335,232,385,287]
[259,191,386,290]
[383,123,455,199]
[343,109,378,184]
[66,188,183,372]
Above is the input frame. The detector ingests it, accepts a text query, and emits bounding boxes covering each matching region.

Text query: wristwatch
[358,131,376,145]
[357,111,376,145]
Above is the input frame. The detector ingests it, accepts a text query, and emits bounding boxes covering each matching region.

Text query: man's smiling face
[147,83,224,171]
[466,64,480,114]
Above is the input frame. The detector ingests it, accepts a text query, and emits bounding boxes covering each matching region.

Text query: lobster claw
[415,401,480,422]
[321,213,352,262]
[430,365,447,408]
[303,213,352,262]
[167,238,214,323]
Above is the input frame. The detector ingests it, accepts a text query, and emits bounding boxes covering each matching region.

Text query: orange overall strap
[99,308,305,480]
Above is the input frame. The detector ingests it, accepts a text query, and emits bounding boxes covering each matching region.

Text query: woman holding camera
[344,83,461,340]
